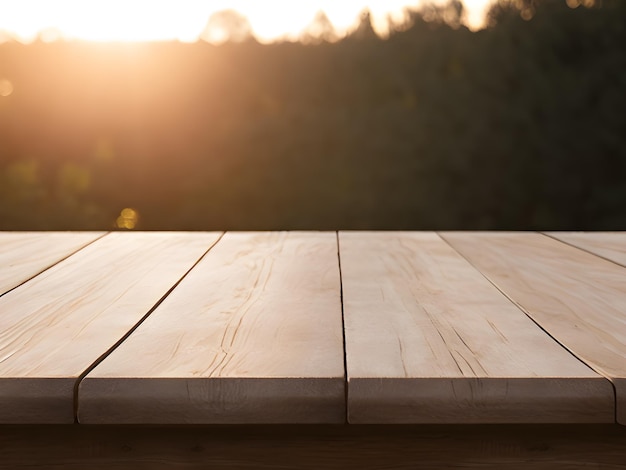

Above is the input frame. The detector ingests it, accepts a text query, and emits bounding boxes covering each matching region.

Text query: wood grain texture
[340,232,612,424]
[2,424,626,470]
[79,232,345,424]
[546,232,626,267]
[0,232,104,295]
[441,231,626,424]
[0,232,221,423]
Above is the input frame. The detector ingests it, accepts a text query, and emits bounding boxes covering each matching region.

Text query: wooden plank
[340,232,612,424]
[0,232,221,423]
[441,231,626,424]
[0,232,104,295]
[2,424,626,470]
[79,232,344,424]
[546,232,626,267]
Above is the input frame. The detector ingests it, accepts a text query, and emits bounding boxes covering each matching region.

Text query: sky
[0,0,494,44]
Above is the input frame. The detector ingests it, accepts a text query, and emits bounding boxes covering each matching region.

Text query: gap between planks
[336,231,349,424]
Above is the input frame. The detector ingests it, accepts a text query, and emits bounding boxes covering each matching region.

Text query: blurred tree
[443,0,465,28]
[301,11,338,44]
[348,10,378,40]
[201,9,254,44]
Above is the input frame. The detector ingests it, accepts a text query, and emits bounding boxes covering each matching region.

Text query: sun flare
[0,0,492,44]
[1,0,209,42]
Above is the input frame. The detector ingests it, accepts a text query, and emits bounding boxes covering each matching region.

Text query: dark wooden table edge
[1,423,626,469]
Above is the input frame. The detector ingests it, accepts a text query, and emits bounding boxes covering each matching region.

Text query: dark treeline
[1,0,625,230]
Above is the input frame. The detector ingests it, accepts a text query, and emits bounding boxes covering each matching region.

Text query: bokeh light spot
[116,207,138,229]
[0,79,14,97]
[520,8,534,21]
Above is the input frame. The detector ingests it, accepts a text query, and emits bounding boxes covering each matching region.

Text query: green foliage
[0,0,624,230]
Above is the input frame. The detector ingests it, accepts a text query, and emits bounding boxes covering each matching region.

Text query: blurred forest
[0,0,625,230]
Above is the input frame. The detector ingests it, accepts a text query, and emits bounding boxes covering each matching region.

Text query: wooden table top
[0,231,625,425]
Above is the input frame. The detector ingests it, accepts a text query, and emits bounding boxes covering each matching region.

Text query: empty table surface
[1,231,625,424]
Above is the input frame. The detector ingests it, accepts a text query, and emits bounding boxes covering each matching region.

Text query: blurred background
[0,0,624,231]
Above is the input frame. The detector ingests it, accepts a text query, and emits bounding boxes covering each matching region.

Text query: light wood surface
[79,232,345,424]
[0,232,221,423]
[0,232,104,295]
[340,232,613,423]
[1,230,624,427]
[441,232,626,424]
[546,232,626,267]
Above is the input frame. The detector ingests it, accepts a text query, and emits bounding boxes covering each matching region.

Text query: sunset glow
[0,0,494,44]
